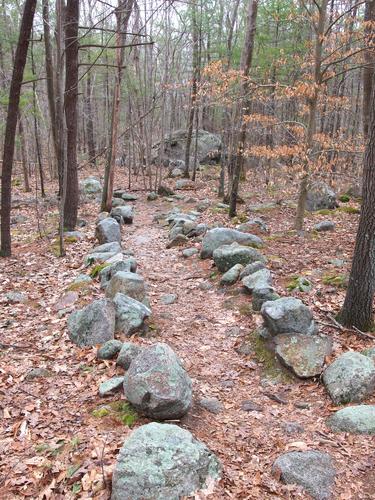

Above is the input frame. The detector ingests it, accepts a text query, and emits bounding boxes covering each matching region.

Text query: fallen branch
[351,325,375,341]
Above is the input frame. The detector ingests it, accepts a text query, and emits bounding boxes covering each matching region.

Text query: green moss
[249,331,292,382]
[238,303,253,316]
[110,401,138,427]
[339,194,350,203]
[64,235,78,244]
[67,281,91,292]
[322,272,348,288]
[231,212,248,224]
[287,276,312,292]
[337,205,360,214]
[315,208,333,216]
[89,263,110,278]
[211,206,229,214]
[209,271,219,280]
[92,407,110,418]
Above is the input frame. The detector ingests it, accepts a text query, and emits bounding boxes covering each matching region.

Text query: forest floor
[1,165,375,499]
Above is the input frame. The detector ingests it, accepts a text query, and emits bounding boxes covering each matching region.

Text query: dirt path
[1,191,374,499]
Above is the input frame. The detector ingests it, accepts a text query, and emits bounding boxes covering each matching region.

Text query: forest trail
[1,189,374,499]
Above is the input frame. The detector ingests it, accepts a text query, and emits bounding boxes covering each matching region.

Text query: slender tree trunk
[63,0,79,230]
[0,0,37,256]
[338,74,375,331]
[85,54,96,165]
[363,0,375,138]
[229,0,258,218]
[18,117,31,192]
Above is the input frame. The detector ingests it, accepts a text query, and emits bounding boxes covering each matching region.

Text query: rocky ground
[1,166,375,499]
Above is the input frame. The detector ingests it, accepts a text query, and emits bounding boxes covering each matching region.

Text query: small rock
[176,179,195,190]
[161,294,177,305]
[327,405,375,434]
[314,220,335,232]
[117,342,143,370]
[111,423,221,500]
[182,247,198,258]
[80,176,102,195]
[64,230,84,240]
[240,261,266,279]
[99,376,124,397]
[220,264,243,286]
[306,181,338,211]
[323,352,375,404]
[95,218,121,244]
[235,341,252,356]
[252,287,280,312]
[158,185,175,197]
[282,422,304,435]
[213,243,265,273]
[124,343,192,419]
[111,205,134,225]
[237,217,268,233]
[73,274,93,286]
[294,401,310,410]
[97,340,123,360]
[26,368,51,380]
[241,400,263,412]
[91,241,122,255]
[105,272,148,305]
[201,228,263,259]
[99,259,137,289]
[261,297,318,337]
[272,450,336,499]
[113,293,151,335]
[147,192,158,201]
[5,292,28,304]
[274,334,332,378]
[121,193,138,201]
[199,397,223,415]
[242,269,272,293]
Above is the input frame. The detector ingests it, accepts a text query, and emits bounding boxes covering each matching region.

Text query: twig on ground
[351,326,375,341]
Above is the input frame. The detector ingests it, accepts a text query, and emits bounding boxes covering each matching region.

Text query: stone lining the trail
[327,405,375,434]
[111,205,134,225]
[261,297,318,337]
[242,268,272,293]
[201,227,263,258]
[213,243,265,273]
[95,218,121,244]
[99,258,137,289]
[111,423,221,500]
[105,271,148,305]
[113,293,151,335]
[97,339,123,360]
[272,450,336,499]
[123,342,192,419]
[322,351,375,404]
[116,342,143,370]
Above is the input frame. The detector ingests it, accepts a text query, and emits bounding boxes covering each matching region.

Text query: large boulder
[105,272,148,305]
[111,423,221,500]
[242,268,272,293]
[213,243,265,273]
[306,181,338,211]
[327,405,375,434]
[261,297,317,336]
[111,205,134,225]
[322,352,375,404]
[275,334,332,378]
[124,343,192,419]
[152,129,221,165]
[67,298,115,347]
[201,228,263,259]
[273,451,336,499]
[99,259,137,289]
[113,293,151,336]
[96,218,121,244]
[80,176,102,195]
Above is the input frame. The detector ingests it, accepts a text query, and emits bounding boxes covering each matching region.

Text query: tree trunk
[0,0,37,256]
[63,0,79,230]
[338,75,375,331]
[18,116,31,193]
[363,0,375,138]
[85,55,96,166]
[229,0,258,218]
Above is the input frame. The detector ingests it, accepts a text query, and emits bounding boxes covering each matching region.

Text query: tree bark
[63,0,79,230]
[0,0,37,256]
[363,0,375,138]
[229,0,258,218]
[338,73,375,331]
[18,116,31,193]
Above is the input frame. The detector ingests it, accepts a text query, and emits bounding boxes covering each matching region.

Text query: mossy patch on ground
[322,272,348,288]
[89,263,110,278]
[91,401,138,427]
[337,205,360,214]
[287,275,312,292]
[339,194,350,203]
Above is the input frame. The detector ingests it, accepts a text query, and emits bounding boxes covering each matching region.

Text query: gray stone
[220,264,243,286]
[242,268,272,293]
[111,205,134,225]
[213,243,265,273]
[99,376,124,397]
[97,340,123,360]
[282,422,304,435]
[248,202,278,213]
[182,247,199,258]
[240,261,266,279]
[252,287,280,312]
[5,291,28,304]
[306,181,338,211]
[241,400,263,412]
[67,299,115,347]
[161,294,177,305]
[196,199,211,212]
[323,352,375,404]
[117,342,143,370]
[112,198,126,208]
[314,220,335,232]
[80,176,102,195]
[273,451,336,499]
[261,297,317,336]
[122,193,138,201]
[105,272,147,304]
[111,422,221,500]
[92,241,122,255]
[97,212,110,223]
[199,397,223,414]
[64,230,84,240]
[147,192,158,201]
[99,259,137,289]
[73,274,93,286]
[113,293,151,335]
[201,228,263,258]
[170,167,184,178]
[158,185,175,197]
[327,405,375,434]
[124,343,192,419]
[96,218,121,244]
[168,224,184,240]
[176,179,195,190]
[186,223,208,238]
[85,252,118,266]
[237,217,268,233]
[166,234,189,248]
[26,368,51,380]
[275,334,332,378]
